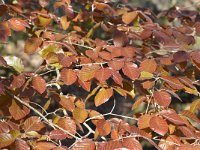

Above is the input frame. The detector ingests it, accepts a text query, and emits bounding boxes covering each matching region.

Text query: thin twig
[6,90,81,140]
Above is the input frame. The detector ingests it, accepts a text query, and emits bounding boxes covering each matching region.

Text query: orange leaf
[60,69,77,85]
[9,18,29,31]
[122,11,138,24]
[122,62,140,80]
[159,109,185,125]
[72,139,96,150]
[32,76,46,94]
[139,59,157,73]
[95,68,112,83]
[138,114,152,129]
[15,138,30,150]
[73,107,88,123]
[122,138,142,150]
[9,100,30,120]
[149,116,168,136]
[96,119,111,136]
[23,116,45,132]
[34,142,56,150]
[153,91,171,107]
[49,129,67,140]
[57,117,76,138]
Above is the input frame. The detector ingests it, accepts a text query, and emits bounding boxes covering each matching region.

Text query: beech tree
[0,0,200,149]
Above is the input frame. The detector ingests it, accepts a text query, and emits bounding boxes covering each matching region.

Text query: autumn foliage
[1,0,200,149]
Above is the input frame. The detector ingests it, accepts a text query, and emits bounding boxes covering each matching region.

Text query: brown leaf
[122,62,140,80]
[49,129,67,140]
[99,51,112,60]
[159,109,185,125]
[113,30,128,47]
[122,138,142,150]
[122,46,136,58]
[57,117,76,138]
[11,74,25,89]
[94,87,113,107]
[60,69,77,85]
[0,5,7,17]
[72,139,96,150]
[161,76,184,90]
[24,37,43,54]
[34,142,56,150]
[95,68,112,83]
[149,116,168,136]
[15,138,30,150]
[153,91,171,107]
[0,21,11,41]
[32,76,46,94]
[89,110,104,125]
[9,100,30,120]
[112,70,123,86]
[181,110,200,124]
[122,11,138,24]
[177,126,196,138]
[139,59,157,73]
[96,119,111,136]
[23,116,45,132]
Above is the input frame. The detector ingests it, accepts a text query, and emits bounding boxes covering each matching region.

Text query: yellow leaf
[140,71,153,80]
[73,108,88,123]
[190,99,200,113]
[94,87,113,107]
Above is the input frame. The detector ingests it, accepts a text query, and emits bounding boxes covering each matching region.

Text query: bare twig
[6,90,81,140]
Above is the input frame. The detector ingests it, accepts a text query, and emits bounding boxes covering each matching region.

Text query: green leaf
[140,71,153,80]
[4,56,24,73]
[39,44,59,58]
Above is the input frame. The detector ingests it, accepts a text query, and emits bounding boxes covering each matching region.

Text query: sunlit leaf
[4,56,24,73]
[94,87,113,107]
[122,11,138,24]
[73,107,88,123]
[0,133,15,148]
